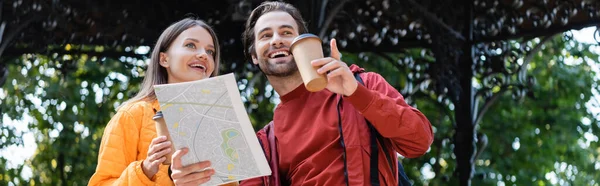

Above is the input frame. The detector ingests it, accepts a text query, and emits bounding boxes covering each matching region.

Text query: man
[239,1,434,186]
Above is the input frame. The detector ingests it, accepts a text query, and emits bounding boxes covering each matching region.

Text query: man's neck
[266,71,304,96]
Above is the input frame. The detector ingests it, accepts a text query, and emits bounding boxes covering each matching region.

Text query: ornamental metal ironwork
[1,0,600,185]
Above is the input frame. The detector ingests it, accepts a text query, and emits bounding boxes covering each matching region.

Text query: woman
[89,17,229,185]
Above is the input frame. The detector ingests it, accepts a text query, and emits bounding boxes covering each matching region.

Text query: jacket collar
[151,99,161,112]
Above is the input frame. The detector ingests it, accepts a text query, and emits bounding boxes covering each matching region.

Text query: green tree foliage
[341,33,600,185]
[406,34,598,185]
[472,35,600,185]
[0,45,145,185]
[1,33,598,185]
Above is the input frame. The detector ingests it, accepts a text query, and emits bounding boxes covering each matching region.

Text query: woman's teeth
[190,64,205,69]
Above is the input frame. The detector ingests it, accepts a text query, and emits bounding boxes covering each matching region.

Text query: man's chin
[262,66,298,77]
[258,58,298,76]
[268,57,293,65]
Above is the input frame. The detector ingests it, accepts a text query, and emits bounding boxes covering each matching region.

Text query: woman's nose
[196,50,208,60]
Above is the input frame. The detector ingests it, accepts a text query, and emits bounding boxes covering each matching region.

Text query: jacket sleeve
[239,173,266,185]
[239,130,268,186]
[88,108,156,185]
[344,71,434,158]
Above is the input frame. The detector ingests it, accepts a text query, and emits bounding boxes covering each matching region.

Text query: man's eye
[185,43,196,49]
[260,34,272,39]
[283,31,292,35]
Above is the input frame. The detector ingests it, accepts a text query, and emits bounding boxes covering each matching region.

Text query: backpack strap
[353,72,411,186]
[336,95,351,186]
[353,73,391,186]
[263,72,410,186]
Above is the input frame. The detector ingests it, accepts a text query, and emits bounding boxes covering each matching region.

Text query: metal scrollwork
[0,63,7,87]
[326,0,429,52]
[1,1,599,185]
[473,39,537,125]
[474,0,600,42]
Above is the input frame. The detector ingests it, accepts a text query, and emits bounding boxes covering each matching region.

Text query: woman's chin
[194,74,210,81]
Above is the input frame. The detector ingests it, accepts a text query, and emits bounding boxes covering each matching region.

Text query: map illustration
[154,73,271,185]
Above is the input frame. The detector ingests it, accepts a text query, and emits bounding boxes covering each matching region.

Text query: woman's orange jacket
[88,100,174,185]
[89,100,240,186]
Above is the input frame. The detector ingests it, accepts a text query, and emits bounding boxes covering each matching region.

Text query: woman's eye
[207,50,215,56]
[283,31,292,35]
[185,43,196,49]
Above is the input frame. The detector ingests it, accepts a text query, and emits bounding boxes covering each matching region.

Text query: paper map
[154,73,271,185]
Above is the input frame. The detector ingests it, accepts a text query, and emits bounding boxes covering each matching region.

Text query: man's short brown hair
[242,1,309,60]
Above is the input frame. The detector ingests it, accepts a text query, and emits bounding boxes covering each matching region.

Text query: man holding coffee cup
[238,2,433,185]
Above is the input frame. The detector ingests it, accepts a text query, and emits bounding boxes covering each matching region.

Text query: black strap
[368,124,381,186]
[353,73,390,186]
[336,96,351,186]
[336,72,388,186]
[268,72,406,186]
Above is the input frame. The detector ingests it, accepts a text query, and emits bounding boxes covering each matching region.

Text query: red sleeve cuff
[344,84,375,113]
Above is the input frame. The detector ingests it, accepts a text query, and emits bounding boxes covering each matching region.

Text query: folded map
[154,73,271,186]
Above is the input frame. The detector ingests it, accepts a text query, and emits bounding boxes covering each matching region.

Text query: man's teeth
[269,51,290,58]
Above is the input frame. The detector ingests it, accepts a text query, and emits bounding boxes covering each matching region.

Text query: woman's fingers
[147,136,172,159]
[142,136,171,179]
[189,176,212,185]
[171,158,215,186]
[151,136,168,145]
[184,161,212,173]
[172,168,215,185]
[171,148,189,169]
[149,156,167,167]
[170,147,216,186]
[172,160,212,177]
[170,148,216,186]
[149,145,172,160]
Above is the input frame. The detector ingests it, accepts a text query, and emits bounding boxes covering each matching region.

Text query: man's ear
[251,55,259,65]
[159,52,169,68]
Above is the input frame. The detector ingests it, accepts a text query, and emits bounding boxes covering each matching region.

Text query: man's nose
[270,33,283,48]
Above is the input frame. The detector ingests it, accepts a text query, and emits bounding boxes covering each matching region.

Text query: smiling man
[238,2,434,186]
[250,11,298,78]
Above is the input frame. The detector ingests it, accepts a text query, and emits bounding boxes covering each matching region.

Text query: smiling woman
[158,27,217,84]
[88,17,225,186]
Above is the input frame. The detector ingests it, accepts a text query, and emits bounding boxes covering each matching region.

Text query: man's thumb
[330,38,341,60]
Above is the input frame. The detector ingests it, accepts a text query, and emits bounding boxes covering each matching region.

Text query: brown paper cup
[153,111,175,165]
[290,34,328,92]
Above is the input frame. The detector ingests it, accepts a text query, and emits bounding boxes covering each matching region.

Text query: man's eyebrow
[279,25,294,30]
[257,27,272,35]
[257,24,295,35]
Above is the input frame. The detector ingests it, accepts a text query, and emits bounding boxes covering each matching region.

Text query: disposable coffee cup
[153,111,175,165]
[290,33,328,92]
